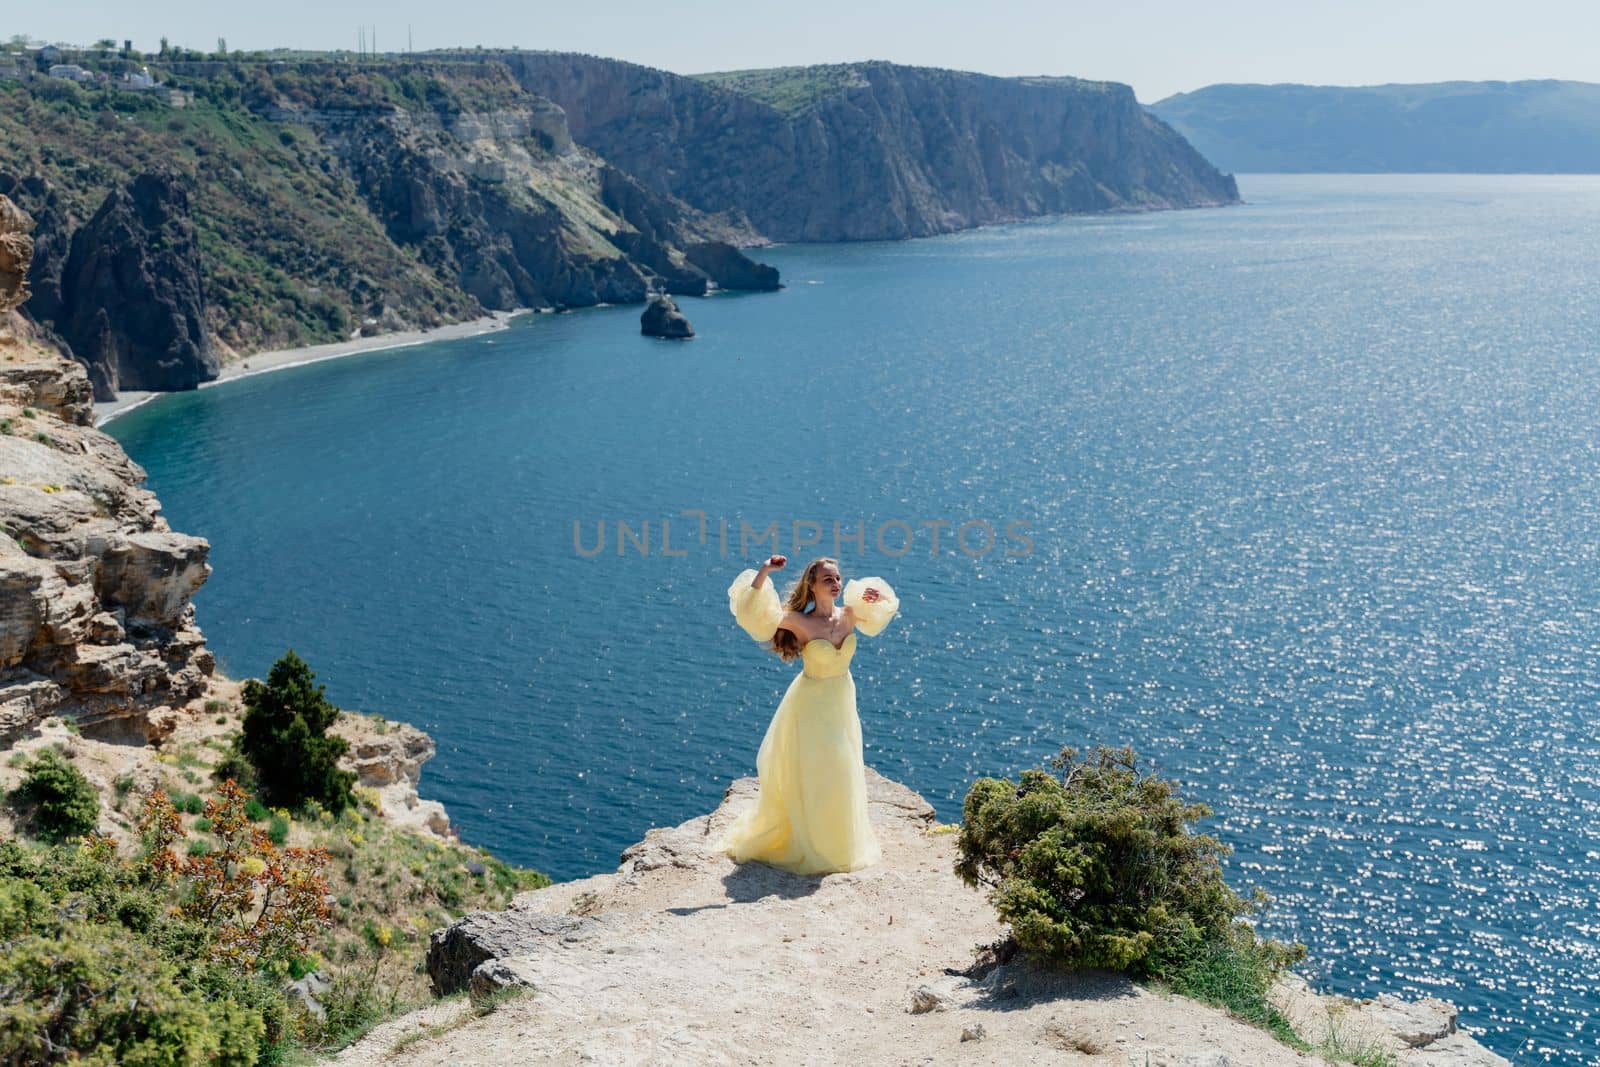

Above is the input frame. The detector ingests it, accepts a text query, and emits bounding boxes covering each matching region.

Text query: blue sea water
[109,175,1600,1063]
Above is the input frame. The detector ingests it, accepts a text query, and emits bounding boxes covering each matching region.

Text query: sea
[109,175,1600,1063]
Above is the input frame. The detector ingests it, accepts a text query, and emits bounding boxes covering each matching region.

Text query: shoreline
[93,310,523,427]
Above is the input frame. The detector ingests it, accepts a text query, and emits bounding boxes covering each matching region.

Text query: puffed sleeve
[728,568,784,642]
[843,576,899,637]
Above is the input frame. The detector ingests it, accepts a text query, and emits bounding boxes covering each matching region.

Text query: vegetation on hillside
[693,64,873,115]
[0,694,549,1063]
[0,66,485,354]
[240,650,356,814]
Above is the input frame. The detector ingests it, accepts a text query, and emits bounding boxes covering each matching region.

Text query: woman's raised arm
[728,556,788,642]
[843,576,900,637]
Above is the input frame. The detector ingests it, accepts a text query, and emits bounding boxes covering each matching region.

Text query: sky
[15,0,1600,103]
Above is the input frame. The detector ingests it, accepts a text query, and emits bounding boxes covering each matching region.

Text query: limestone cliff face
[0,196,213,742]
[57,173,220,401]
[493,55,1240,243]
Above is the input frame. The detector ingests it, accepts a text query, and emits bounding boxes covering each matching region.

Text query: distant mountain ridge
[1150,80,1600,173]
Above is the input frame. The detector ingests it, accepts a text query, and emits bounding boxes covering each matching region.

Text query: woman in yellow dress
[717,554,900,875]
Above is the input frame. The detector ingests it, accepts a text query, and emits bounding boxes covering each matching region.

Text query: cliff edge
[335,770,1505,1067]
[0,195,214,742]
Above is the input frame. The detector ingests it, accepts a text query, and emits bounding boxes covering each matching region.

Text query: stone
[909,985,948,1014]
[469,958,540,998]
[1366,993,1456,1047]
[1180,1053,1230,1067]
[640,294,694,339]
[284,971,333,1020]
[427,910,599,995]
[959,1023,986,1042]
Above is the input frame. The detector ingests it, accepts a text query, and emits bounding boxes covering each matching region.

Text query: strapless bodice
[800,631,856,680]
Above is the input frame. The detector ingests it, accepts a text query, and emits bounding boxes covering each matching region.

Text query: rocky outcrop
[0,195,213,742]
[684,241,782,291]
[0,197,32,315]
[336,770,1506,1066]
[639,293,693,338]
[332,713,452,838]
[490,54,1240,243]
[56,172,219,401]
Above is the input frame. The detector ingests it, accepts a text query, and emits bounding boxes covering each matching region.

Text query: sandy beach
[92,310,522,427]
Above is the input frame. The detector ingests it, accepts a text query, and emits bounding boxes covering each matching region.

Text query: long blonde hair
[771,556,839,662]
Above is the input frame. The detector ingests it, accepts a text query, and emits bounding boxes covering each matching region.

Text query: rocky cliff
[2,60,781,398]
[333,769,1505,1066]
[5,53,1239,399]
[58,171,220,401]
[491,55,1240,242]
[0,196,213,742]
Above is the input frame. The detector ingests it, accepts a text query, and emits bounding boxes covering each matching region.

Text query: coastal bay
[107,174,1600,1061]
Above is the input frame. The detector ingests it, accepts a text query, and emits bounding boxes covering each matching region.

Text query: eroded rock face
[0,196,33,315]
[0,194,213,742]
[57,172,220,401]
[332,713,452,838]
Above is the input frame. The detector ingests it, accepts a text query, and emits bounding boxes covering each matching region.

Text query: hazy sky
[18,1,1600,102]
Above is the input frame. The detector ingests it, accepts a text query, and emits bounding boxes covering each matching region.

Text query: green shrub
[8,749,99,843]
[957,746,1304,1026]
[0,920,264,1066]
[174,792,205,815]
[211,742,258,793]
[240,650,356,814]
[0,839,278,1065]
[244,798,271,822]
[267,814,289,847]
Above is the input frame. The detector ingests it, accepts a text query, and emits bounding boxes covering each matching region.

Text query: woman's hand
[753,554,787,588]
[861,586,881,603]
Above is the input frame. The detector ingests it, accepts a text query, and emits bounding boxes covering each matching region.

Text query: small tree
[956,746,1302,976]
[240,650,356,813]
[8,748,99,843]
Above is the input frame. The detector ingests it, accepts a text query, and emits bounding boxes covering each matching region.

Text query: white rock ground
[334,770,1507,1067]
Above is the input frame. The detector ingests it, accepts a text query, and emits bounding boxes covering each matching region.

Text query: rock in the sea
[640,293,694,339]
[57,172,220,400]
[683,242,781,292]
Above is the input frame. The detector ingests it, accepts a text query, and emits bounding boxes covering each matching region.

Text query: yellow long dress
[716,569,900,875]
